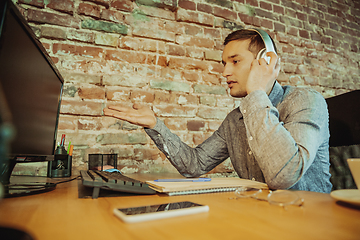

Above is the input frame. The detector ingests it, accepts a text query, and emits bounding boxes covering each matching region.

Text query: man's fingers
[266,52,278,68]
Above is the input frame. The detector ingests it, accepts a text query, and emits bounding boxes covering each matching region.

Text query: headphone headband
[248,28,277,54]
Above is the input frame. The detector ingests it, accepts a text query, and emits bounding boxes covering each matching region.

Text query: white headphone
[248,28,277,64]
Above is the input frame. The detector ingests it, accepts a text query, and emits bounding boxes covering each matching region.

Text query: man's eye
[233,60,239,64]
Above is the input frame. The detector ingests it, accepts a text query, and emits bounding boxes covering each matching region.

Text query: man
[104,29,332,193]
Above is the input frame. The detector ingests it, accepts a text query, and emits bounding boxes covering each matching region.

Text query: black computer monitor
[0,0,63,196]
[0,0,63,159]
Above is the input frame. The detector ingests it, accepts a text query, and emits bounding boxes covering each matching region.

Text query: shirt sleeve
[144,119,229,177]
[240,89,329,189]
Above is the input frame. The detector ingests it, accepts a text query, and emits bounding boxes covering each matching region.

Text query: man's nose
[222,64,232,78]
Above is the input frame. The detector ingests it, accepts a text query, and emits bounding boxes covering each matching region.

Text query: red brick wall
[14,0,360,176]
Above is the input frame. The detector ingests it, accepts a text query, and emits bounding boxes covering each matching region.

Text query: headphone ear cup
[256,48,270,64]
[256,48,266,60]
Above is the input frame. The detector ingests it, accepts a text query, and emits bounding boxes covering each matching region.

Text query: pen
[67,141,71,154]
[154,178,211,182]
[60,134,65,146]
[69,145,74,156]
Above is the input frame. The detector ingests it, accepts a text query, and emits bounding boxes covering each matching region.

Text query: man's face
[222,39,255,98]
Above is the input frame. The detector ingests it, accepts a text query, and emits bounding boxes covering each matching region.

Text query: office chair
[326,90,360,189]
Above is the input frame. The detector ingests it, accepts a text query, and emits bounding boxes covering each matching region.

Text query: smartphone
[113,201,209,223]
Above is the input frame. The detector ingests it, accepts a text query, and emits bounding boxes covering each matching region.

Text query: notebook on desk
[146,177,268,196]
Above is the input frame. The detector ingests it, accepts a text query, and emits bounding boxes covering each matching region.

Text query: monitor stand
[0,157,56,198]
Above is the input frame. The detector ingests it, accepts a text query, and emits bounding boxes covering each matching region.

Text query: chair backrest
[326,90,360,147]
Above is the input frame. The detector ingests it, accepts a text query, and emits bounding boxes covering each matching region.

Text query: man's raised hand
[103,104,157,129]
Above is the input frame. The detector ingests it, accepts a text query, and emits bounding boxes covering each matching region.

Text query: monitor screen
[0,0,63,159]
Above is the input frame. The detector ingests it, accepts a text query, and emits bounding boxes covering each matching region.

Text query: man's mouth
[227,80,237,88]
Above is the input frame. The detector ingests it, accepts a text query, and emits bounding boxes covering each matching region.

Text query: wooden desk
[0,175,360,240]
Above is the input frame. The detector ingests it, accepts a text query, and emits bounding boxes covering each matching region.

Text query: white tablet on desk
[113,201,209,223]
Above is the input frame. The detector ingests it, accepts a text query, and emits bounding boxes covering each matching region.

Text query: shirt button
[252,178,256,181]
[249,136,253,141]
[243,109,246,114]
[248,151,252,155]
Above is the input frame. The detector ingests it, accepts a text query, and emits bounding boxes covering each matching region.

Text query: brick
[60,99,103,116]
[175,94,198,105]
[154,91,173,104]
[184,24,203,36]
[204,49,222,61]
[130,90,155,103]
[182,71,201,82]
[304,76,319,86]
[134,147,160,161]
[185,46,204,59]
[132,27,176,42]
[78,2,101,18]
[62,73,101,84]
[213,6,237,21]
[78,118,102,131]
[176,8,214,26]
[209,62,224,74]
[53,43,104,58]
[167,44,186,56]
[197,3,213,14]
[67,29,95,43]
[187,120,206,131]
[57,115,77,130]
[136,0,177,11]
[194,84,226,95]
[41,26,66,40]
[111,0,135,12]
[97,132,148,145]
[274,22,286,32]
[106,49,147,63]
[164,118,187,131]
[78,86,105,100]
[103,74,148,87]
[137,5,176,20]
[273,5,284,14]
[299,29,310,39]
[200,95,216,106]
[168,57,209,71]
[206,0,233,9]
[47,0,74,13]
[238,13,255,25]
[100,9,125,23]
[153,105,197,117]
[19,0,45,7]
[95,33,119,47]
[106,88,130,101]
[88,0,110,8]
[204,28,221,38]
[27,9,80,28]
[246,0,259,7]
[176,35,214,48]
[260,1,272,11]
[203,73,221,85]
[160,68,182,80]
[150,80,191,92]
[82,19,128,34]
[197,107,228,119]
[164,21,185,34]
[179,0,196,10]
[260,19,273,30]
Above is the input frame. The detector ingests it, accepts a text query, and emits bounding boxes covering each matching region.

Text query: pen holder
[47,146,72,178]
[88,154,117,171]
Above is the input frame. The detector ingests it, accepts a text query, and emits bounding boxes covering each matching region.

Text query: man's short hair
[224,29,277,57]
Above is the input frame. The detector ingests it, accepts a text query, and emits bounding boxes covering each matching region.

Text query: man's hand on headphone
[246,52,281,95]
